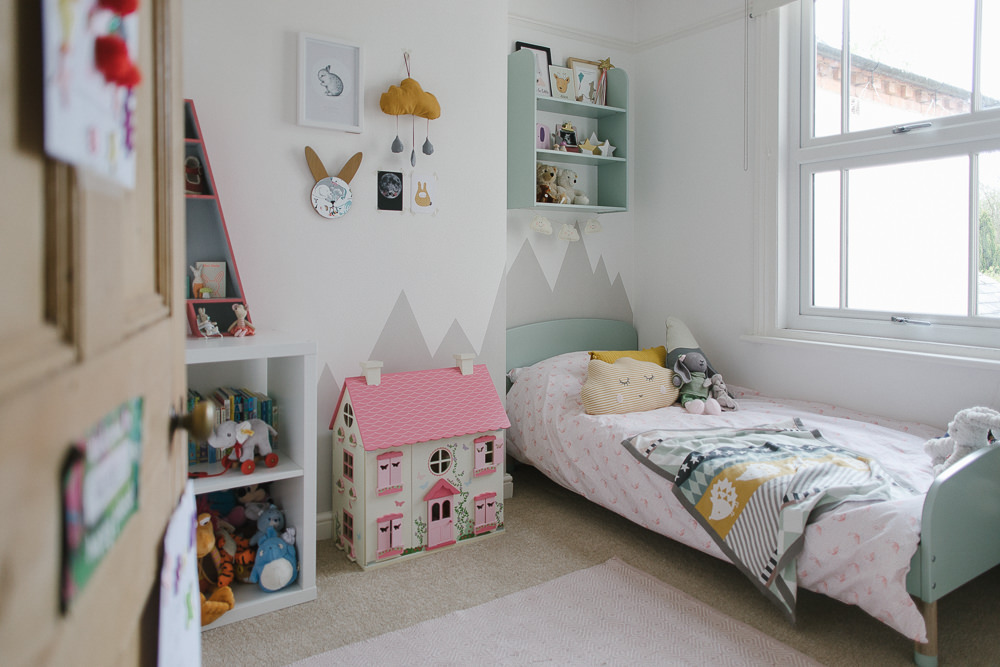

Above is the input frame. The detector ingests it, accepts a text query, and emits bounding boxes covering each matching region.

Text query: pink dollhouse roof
[330,364,510,451]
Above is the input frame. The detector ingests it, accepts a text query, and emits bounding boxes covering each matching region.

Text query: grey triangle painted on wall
[507,238,633,328]
[368,291,436,374]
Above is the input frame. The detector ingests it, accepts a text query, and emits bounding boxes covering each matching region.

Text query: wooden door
[0,1,186,665]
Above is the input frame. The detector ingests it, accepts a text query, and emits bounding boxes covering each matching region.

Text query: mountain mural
[507,237,633,328]
[318,280,507,429]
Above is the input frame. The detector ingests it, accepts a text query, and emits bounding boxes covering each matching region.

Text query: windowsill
[741,330,1000,370]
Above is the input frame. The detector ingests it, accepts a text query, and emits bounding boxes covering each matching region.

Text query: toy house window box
[330,355,509,570]
[474,436,497,477]
[377,451,403,495]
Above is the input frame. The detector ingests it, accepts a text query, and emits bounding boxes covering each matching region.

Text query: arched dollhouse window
[428,447,452,475]
[343,402,354,427]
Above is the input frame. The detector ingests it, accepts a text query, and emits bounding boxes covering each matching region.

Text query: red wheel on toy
[265,453,279,468]
[241,459,256,475]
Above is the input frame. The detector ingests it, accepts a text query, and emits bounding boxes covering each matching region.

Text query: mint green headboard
[506,318,638,373]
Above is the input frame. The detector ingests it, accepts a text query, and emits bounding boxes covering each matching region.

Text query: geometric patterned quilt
[623,419,915,620]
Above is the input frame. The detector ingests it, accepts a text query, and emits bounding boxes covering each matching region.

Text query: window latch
[891,316,931,326]
[891,122,932,134]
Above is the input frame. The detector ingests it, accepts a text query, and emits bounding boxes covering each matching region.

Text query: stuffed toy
[554,168,589,205]
[251,504,286,546]
[196,513,235,626]
[199,488,248,529]
[708,373,739,411]
[924,406,1000,473]
[228,302,255,337]
[249,527,298,592]
[196,307,222,337]
[536,163,566,204]
[207,418,277,466]
[235,483,272,528]
[672,352,722,415]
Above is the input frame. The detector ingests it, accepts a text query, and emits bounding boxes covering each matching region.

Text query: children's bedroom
[3,0,1000,665]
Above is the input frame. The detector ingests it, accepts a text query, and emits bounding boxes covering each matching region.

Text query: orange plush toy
[197,513,235,626]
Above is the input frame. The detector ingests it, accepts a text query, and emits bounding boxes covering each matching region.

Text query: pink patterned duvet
[506,352,942,642]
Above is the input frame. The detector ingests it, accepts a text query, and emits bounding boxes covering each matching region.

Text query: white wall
[182,0,507,527]
[632,2,1000,428]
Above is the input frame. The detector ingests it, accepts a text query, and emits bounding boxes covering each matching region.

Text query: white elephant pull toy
[207,419,278,475]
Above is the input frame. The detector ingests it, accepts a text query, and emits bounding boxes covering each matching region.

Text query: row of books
[187,386,279,465]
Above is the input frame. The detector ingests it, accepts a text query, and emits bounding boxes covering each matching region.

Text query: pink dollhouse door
[427,498,454,549]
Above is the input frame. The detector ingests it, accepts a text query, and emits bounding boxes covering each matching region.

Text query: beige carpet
[287,557,822,667]
[202,465,1000,667]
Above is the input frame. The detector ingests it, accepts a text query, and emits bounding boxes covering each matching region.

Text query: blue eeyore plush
[249,526,298,592]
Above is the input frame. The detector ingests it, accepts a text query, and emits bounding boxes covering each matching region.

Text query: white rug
[287,557,823,666]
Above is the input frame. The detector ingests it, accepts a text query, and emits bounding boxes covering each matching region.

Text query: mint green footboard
[906,445,1000,666]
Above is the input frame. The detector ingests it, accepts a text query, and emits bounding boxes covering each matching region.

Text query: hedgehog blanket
[623,419,912,620]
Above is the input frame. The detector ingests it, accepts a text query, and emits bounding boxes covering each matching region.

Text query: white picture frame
[298,33,363,133]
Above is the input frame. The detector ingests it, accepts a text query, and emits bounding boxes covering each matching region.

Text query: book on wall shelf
[184,99,255,338]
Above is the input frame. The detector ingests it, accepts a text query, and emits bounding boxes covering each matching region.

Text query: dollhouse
[330,354,510,569]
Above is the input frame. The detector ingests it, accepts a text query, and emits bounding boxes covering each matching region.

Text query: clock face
[310,176,353,219]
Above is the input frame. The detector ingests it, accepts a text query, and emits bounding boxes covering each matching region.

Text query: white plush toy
[924,406,1000,473]
[555,168,589,205]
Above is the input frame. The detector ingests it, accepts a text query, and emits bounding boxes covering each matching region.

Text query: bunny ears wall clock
[305,147,363,218]
[379,53,441,166]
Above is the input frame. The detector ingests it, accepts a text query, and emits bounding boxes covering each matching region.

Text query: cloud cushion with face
[581,357,680,415]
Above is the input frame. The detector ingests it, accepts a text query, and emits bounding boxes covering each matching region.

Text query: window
[473,436,497,477]
[782,0,1000,351]
[376,513,404,559]
[343,402,354,427]
[376,451,403,495]
[342,511,354,542]
[428,447,452,475]
[474,492,498,534]
[342,450,354,481]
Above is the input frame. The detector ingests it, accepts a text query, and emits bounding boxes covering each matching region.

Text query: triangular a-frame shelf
[183,99,252,337]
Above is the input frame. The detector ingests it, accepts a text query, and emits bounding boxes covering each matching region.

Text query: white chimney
[454,353,475,376]
[360,360,383,386]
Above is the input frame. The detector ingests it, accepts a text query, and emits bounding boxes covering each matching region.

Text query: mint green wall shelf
[507,49,629,213]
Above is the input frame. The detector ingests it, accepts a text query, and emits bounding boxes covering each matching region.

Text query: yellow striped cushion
[589,346,667,367]
[580,357,679,415]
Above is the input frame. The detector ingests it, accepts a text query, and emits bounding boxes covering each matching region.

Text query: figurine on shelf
[228,303,255,337]
[189,265,204,298]
[196,307,222,338]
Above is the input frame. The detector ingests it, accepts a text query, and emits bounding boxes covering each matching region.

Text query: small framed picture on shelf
[567,57,601,105]
[548,65,574,101]
[298,33,364,133]
[515,41,552,96]
[558,122,581,153]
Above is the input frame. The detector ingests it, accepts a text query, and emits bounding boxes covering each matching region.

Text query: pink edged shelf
[183,99,253,338]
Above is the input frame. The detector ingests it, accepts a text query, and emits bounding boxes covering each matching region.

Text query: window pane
[848,0,975,133]
[979,151,1000,317]
[846,157,969,315]
[984,0,1000,110]
[814,0,843,138]
[812,171,841,307]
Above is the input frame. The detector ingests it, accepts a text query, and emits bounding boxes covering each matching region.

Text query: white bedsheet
[506,352,942,642]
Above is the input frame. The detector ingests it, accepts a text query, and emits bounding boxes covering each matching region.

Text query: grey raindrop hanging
[422,119,434,155]
[391,117,403,153]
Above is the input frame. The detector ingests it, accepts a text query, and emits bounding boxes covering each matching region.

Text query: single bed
[505,318,1000,667]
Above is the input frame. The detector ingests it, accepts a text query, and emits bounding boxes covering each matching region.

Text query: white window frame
[752,1,1000,363]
